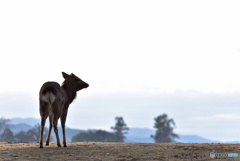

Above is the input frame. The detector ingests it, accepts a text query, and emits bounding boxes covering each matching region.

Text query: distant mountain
[0,123,33,135]
[8,118,84,142]
[175,134,214,143]
[8,123,33,134]
[125,128,154,143]
[57,127,85,142]
[4,118,239,143]
[124,128,221,143]
[10,118,40,127]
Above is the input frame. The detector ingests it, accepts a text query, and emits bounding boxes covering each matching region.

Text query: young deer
[39,72,89,148]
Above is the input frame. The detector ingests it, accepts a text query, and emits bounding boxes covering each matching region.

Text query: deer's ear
[70,73,76,77]
[62,72,70,79]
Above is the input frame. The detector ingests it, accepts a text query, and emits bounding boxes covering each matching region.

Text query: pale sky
[1,0,240,142]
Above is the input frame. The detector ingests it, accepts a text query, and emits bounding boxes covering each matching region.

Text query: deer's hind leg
[40,115,48,148]
[52,116,61,147]
[46,117,52,146]
[39,102,48,148]
[49,100,62,147]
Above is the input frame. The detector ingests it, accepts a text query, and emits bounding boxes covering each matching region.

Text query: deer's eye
[75,78,80,81]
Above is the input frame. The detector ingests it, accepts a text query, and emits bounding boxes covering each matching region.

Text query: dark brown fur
[39,72,89,148]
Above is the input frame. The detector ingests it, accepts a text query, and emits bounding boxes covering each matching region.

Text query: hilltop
[0,142,239,161]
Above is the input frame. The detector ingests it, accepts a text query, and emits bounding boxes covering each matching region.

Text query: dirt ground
[0,142,239,161]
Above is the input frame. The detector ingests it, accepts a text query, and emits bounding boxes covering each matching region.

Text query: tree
[151,113,178,143]
[72,130,115,142]
[0,117,10,131]
[111,116,129,142]
[72,117,129,143]
[15,131,31,142]
[26,124,41,142]
[0,128,15,142]
[15,124,50,142]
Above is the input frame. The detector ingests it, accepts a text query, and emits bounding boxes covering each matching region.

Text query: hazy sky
[1,1,240,142]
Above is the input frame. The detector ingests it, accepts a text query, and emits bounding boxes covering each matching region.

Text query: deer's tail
[41,91,56,105]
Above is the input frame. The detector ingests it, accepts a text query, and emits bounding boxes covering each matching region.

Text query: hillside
[0,142,239,161]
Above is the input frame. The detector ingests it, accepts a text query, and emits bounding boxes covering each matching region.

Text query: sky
[1,0,240,142]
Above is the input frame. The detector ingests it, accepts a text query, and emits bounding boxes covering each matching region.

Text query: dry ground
[0,142,239,161]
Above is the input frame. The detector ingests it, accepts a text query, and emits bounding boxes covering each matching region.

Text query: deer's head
[62,72,89,91]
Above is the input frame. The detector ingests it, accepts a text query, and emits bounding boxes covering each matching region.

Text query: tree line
[0,118,51,142]
[72,116,129,142]
[72,114,178,143]
[0,113,178,143]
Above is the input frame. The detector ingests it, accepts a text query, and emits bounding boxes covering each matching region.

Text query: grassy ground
[0,142,239,161]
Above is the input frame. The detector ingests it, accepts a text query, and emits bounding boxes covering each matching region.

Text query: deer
[39,72,89,148]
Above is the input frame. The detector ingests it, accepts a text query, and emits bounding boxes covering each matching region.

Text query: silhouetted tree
[27,124,41,141]
[15,131,30,142]
[111,116,129,142]
[0,128,15,142]
[72,130,94,142]
[0,117,10,131]
[72,130,116,142]
[0,118,14,142]
[151,113,178,143]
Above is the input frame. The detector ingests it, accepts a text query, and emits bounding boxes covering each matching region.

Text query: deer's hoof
[46,143,49,146]
[40,144,43,148]
[64,144,67,147]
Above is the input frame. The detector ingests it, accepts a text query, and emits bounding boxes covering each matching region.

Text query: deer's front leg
[61,110,68,147]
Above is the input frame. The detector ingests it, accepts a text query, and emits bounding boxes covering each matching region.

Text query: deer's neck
[61,83,77,105]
